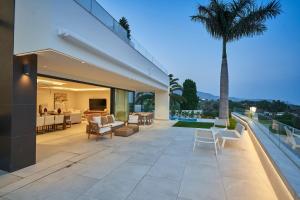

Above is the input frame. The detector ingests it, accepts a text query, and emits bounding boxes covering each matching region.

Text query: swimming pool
[170,116,215,123]
[170,116,198,122]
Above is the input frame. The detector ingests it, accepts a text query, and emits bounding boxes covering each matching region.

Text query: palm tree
[119,17,131,40]
[135,92,154,104]
[135,92,154,112]
[191,0,281,120]
[169,74,186,109]
[135,75,185,113]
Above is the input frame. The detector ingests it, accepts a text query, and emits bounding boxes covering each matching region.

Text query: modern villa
[1,1,300,200]
[1,0,169,172]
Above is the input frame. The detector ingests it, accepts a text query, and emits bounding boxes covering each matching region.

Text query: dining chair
[54,115,65,130]
[44,115,55,132]
[36,116,45,133]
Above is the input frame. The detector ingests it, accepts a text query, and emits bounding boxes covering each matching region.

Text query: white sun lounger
[284,126,300,149]
[193,128,220,155]
[219,123,245,148]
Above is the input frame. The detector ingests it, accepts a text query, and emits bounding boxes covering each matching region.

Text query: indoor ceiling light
[37,79,65,86]
[39,86,108,92]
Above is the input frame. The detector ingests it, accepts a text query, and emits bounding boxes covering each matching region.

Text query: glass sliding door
[114,89,129,121]
[128,91,135,113]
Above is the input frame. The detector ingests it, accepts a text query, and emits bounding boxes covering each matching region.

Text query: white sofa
[70,112,81,124]
[64,109,82,124]
[89,115,124,132]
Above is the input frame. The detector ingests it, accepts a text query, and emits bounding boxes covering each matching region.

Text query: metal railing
[74,0,168,74]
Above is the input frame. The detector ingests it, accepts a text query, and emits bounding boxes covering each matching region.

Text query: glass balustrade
[233,108,300,168]
[74,0,168,74]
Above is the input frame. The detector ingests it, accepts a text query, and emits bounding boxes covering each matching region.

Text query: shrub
[228,118,237,130]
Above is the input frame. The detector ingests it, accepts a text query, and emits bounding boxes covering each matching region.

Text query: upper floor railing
[74,0,168,74]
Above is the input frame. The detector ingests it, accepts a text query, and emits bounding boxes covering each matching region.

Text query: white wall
[75,90,111,113]
[37,88,76,112]
[37,88,111,114]
[14,0,169,91]
[155,91,170,120]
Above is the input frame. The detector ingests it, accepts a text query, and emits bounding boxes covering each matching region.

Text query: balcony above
[74,0,167,75]
[14,0,169,91]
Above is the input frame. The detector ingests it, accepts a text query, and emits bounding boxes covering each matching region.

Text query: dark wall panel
[0,0,15,171]
[110,88,116,115]
[0,0,37,172]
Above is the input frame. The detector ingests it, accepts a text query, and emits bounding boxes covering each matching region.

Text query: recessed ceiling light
[39,86,108,91]
[37,79,65,86]
[42,65,48,68]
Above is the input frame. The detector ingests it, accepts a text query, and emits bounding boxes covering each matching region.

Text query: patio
[0,121,277,200]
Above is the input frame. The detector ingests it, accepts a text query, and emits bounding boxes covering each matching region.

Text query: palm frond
[135,93,154,104]
[229,0,281,41]
[170,94,187,105]
[191,0,281,42]
[170,86,182,93]
[170,78,180,86]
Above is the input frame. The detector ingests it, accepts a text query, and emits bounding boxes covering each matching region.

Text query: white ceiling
[37,50,159,92]
[37,76,110,92]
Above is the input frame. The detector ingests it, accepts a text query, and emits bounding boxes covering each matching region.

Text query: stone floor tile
[0,122,278,200]
[147,155,187,181]
[83,175,138,200]
[127,176,180,200]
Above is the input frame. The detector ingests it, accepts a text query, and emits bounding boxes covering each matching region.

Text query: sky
[99,0,300,105]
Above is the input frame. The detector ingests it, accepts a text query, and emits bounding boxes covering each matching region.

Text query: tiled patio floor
[0,121,277,200]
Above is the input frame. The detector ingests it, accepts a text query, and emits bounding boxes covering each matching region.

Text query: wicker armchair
[88,121,112,140]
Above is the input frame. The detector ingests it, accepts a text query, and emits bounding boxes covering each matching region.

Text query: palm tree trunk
[219,39,229,119]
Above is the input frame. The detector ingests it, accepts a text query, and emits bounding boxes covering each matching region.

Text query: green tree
[135,92,154,112]
[191,0,281,120]
[169,74,186,112]
[181,79,199,110]
[119,17,131,40]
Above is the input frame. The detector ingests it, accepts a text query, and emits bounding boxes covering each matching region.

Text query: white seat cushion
[109,121,124,127]
[220,130,240,139]
[99,126,111,134]
[113,121,124,127]
[92,116,101,127]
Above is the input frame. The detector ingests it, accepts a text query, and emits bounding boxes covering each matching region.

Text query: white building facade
[0,0,169,171]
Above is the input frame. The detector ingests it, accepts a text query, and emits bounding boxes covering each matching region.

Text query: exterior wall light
[250,106,257,113]
[250,106,257,119]
[23,64,30,76]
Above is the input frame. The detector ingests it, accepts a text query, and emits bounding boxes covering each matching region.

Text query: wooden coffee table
[114,125,138,137]
[127,124,139,132]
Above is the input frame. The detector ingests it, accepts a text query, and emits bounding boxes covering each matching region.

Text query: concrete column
[155,90,169,120]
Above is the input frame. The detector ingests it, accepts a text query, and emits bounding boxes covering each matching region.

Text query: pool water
[170,116,216,123]
[170,116,198,122]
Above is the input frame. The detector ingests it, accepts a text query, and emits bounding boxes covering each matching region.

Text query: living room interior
[36,76,111,131]
[35,76,142,161]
